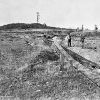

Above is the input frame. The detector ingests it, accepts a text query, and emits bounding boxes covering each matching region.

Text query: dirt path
[68,47,100,65]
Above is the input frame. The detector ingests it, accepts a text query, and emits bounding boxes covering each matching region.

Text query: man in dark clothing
[81,36,85,48]
[68,35,71,47]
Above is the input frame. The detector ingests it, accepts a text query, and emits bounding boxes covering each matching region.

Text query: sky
[0,0,100,29]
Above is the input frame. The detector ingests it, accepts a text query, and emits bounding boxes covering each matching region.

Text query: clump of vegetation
[30,50,60,65]
[38,50,60,61]
[11,48,25,58]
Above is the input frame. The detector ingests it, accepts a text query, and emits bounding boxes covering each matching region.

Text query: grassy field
[71,36,100,51]
[0,31,100,100]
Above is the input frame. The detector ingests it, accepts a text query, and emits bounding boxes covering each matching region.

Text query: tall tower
[36,12,40,23]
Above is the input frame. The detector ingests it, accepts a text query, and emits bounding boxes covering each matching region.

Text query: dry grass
[0,33,100,100]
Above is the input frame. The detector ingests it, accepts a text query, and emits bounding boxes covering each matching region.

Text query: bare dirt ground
[0,32,100,100]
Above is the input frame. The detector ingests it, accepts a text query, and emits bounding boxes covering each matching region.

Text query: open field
[0,30,100,100]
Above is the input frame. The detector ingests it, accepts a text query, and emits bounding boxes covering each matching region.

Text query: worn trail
[61,45,100,70]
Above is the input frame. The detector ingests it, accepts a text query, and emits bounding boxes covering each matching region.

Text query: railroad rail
[61,45,100,70]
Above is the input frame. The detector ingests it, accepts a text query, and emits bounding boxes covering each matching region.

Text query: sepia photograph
[0,0,100,100]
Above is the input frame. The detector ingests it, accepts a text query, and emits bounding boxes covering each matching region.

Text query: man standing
[68,33,71,47]
[81,35,85,48]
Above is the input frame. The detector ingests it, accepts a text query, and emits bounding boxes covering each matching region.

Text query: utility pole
[36,12,40,23]
[82,25,84,31]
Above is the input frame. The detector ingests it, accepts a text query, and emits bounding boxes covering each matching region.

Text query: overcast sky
[0,0,100,29]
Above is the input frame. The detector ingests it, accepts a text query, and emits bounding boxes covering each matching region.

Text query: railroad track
[52,43,100,88]
[61,45,100,70]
